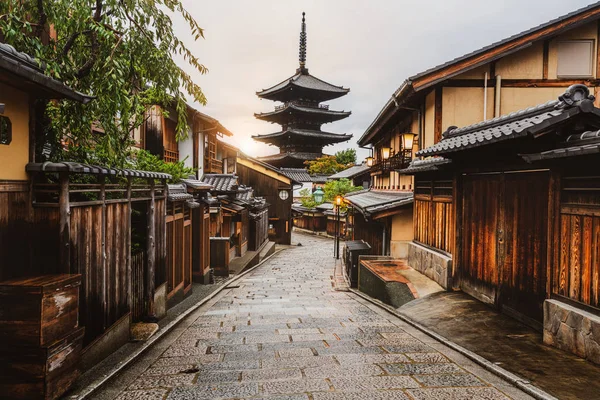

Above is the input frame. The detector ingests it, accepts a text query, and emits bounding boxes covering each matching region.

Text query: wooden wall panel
[414,178,454,254]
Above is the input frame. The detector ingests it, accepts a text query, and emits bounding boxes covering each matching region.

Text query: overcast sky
[174,0,593,161]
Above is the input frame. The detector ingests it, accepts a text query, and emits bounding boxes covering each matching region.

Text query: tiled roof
[255,104,351,122]
[401,157,452,175]
[328,164,370,180]
[167,184,194,202]
[238,152,300,184]
[259,152,324,163]
[201,174,239,193]
[0,43,92,103]
[417,85,597,157]
[26,162,171,179]
[521,129,600,162]
[182,178,213,191]
[280,168,312,182]
[257,71,349,97]
[236,186,254,201]
[252,128,352,143]
[311,174,330,184]
[344,190,413,218]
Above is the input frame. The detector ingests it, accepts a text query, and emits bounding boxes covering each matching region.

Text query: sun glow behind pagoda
[253,12,352,168]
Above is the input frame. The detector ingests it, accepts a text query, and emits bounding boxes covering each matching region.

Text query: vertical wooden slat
[559,215,570,297]
[59,173,71,274]
[146,180,156,319]
[570,215,582,301]
[581,216,593,305]
[593,217,600,308]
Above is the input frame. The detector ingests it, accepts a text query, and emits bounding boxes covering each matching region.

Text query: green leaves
[131,149,195,183]
[0,0,208,166]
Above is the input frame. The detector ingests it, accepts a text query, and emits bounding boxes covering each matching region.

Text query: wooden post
[100,176,107,330]
[59,172,71,274]
[145,179,156,320]
[126,177,133,313]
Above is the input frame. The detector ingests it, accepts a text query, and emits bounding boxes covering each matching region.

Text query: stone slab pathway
[92,234,533,400]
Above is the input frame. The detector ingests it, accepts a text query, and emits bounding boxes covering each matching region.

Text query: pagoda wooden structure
[253,13,352,168]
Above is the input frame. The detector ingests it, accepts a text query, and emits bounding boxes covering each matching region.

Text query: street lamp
[313,187,324,204]
[400,132,418,166]
[335,195,343,259]
[366,156,373,167]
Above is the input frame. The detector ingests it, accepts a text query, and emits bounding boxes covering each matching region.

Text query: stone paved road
[93,234,533,400]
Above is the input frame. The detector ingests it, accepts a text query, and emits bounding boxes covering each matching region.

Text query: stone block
[407,242,451,290]
[543,299,600,365]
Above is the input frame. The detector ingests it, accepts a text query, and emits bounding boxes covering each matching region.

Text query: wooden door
[461,173,502,304]
[499,171,549,322]
[461,171,549,323]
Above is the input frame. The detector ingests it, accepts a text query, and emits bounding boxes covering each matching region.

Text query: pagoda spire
[298,12,307,73]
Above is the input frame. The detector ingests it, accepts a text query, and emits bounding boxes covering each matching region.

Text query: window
[557,40,594,78]
[0,116,11,145]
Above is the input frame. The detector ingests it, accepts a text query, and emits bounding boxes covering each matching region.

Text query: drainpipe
[495,75,502,118]
[381,222,387,256]
[483,72,488,121]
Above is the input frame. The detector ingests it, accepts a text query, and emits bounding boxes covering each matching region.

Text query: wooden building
[358,2,600,263]
[237,153,296,245]
[328,164,371,189]
[408,84,600,365]
[344,190,413,258]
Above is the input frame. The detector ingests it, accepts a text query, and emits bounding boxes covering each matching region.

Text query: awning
[344,190,413,219]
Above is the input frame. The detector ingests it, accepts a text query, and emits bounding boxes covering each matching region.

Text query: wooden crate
[0,274,81,347]
[0,327,84,400]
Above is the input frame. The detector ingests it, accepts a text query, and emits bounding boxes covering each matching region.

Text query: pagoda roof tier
[254,103,351,125]
[257,151,325,168]
[257,70,350,103]
[252,128,352,146]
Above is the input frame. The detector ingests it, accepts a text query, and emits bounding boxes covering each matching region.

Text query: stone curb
[350,288,559,400]
[68,248,287,400]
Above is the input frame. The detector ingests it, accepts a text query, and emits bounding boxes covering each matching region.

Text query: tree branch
[35,0,47,38]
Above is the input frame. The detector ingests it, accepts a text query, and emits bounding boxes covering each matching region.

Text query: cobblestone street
[93,234,532,400]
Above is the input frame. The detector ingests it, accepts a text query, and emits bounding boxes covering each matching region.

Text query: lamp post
[335,195,342,259]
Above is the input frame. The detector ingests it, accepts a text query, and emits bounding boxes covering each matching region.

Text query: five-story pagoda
[253,13,352,168]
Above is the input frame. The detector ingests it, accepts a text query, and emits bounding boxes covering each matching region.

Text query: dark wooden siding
[555,175,600,309]
[460,171,549,322]
[237,163,292,244]
[352,212,388,255]
[414,178,454,254]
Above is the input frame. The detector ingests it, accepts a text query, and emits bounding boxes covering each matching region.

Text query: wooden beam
[543,40,550,80]
[145,179,156,320]
[434,87,443,143]
[444,78,600,88]
[126,177,132,313]
[413,5,600,91]
[58,173,71,274]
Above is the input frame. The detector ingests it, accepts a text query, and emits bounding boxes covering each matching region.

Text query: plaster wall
[390,209,413,259]
[454,64,491,80]
[495,42,545,79]
[500,87,567,115]
[0,83,29,181]
[442,87,495,130]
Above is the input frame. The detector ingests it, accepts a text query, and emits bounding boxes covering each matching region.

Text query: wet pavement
[399,291,600,400]
[91,234,532,400]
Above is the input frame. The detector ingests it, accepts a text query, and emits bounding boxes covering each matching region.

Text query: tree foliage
[299,188,318,209]
[304,149,357,175]
[131,149,194,183]
[323,178,362,203]
[305,155,346,175]
[0,0,207,167]
[335,149,356,165]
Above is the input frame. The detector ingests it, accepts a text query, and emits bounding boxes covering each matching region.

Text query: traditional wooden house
[409,84,600,365]
[328,164,371,189]
[237,153,296,245]
[292,204,328,233]
[0,42,175,393]
[281,168,313,200]
[357,2,600,260]
[344,190,414,258]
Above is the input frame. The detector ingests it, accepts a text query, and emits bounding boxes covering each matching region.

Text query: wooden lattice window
[0,116,11,145]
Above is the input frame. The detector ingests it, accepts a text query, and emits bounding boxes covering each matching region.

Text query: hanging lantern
[382,147,391,160]
[366,156,373,167]
[401,133,417,152]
